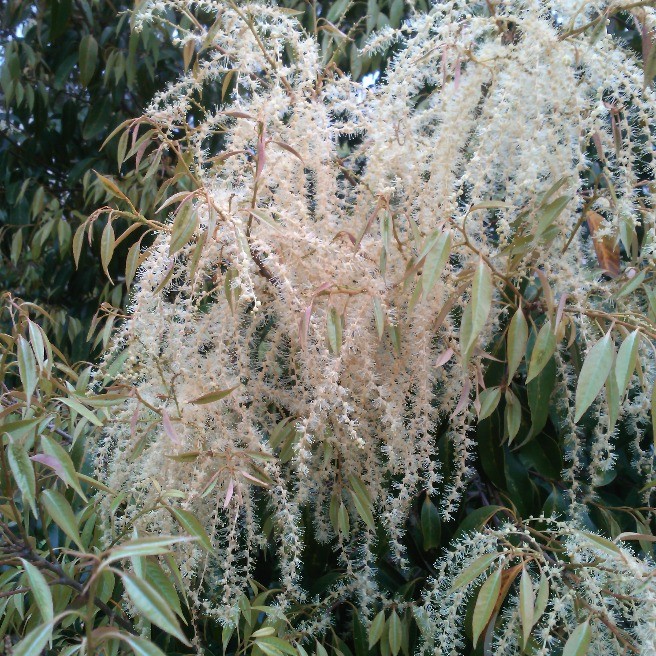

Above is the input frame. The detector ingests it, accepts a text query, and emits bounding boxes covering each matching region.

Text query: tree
[3,0,656,654]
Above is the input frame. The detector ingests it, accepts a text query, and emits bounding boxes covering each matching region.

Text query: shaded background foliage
[1,1,656,655]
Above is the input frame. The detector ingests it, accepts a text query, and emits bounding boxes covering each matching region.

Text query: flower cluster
[95,0,656,631]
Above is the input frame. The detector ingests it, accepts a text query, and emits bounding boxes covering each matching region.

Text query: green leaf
[373,297,385,339]
[369,610,386,648]
[121,572,190,646]
[387,610,402,656]
[20,559,53,623]
[169,204,199,255]
[534,573,549,623]
[574,333,615,422]
[422,231,451,298]
[8,441,37,515]
[448,552,499,593]
[41,489,84,550]
[478,387,501,420]
[188,385,239,405]
[527,356,556,436]
[615,330,639,398]
[255,636,297,656]
[56,396,103,427]
[40,435,86,499]
[472,566,502,647]
[464,258,493,354]
[535,195,571,237]
[79,34,98,86]
[420,496,441,550]
[526,321,556,383]
[507,307,528,381]
[11,620,53,656]
[519,568,534,647]
[166,506,212,551]
[562,620,592,656]
[118,634,168,656]
[106,535,193,564]
[504,388,521,444]
[17,336,37,405]
[101,220,115,281]
[327,307,343,355]
[347,475,376,531]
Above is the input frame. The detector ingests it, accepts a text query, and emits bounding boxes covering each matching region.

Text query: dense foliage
[3,0,656,655]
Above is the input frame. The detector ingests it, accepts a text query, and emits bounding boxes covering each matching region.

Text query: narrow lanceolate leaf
[615,330,640,398]
[40,435,86,499]
[574,332,615,422]
[465,258,493,354]
[17,336,37,405]
[507,307,528,381]
[347,474,375,531]
[388,610,402,656]
[115,633,168,656]
[519,568,535,647]
[448,552,499,593]
[79,34,99,86]
[534,573,549,623]
[169,204,199,255]
[11,621,53,656]
[41,489,84,550]
[472,566,502,647]
[505,388,521,444]
[421,496,441,550]
[57,396,103,427]
[188,385,239,405]
[20,559,53,623]
[368,610,386,648]
[562,620,592,656]
[327,307,343,354]
[535,195,571,237]
[121,572,190,646]
[8,441,37,515]
[101,220,115,281]
[478,387,501,420]
[105,536,194,564]
[422,231,451,298]
[527,321,556,383]
[166,506,212,551]
[373,297,385,339]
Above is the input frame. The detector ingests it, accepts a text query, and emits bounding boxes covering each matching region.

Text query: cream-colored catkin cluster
[96,0,656,628]
[417,520,656,655]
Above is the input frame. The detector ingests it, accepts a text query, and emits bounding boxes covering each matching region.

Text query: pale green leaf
[8,441,37,515]
[615,330,639,398]
[464,259,493,354]
[188,385,239,405]
[448,553,499,593]
[574,333,615,422]
[478,387,501,420]
[20,559,53,623]
[507,307,528,381]
[167,506,212,551]
[11,620,52,656]
[41,489,84,550]
[422,231,451,299]
[562,620,592,656]
[369,610,386,648]
[169,204,199,255]
[121,572,190,645]
[527,321,556,383]
[472,566,502,646]
[388,610,402,656]
[519,567,534,647]
[327,307,343,354]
